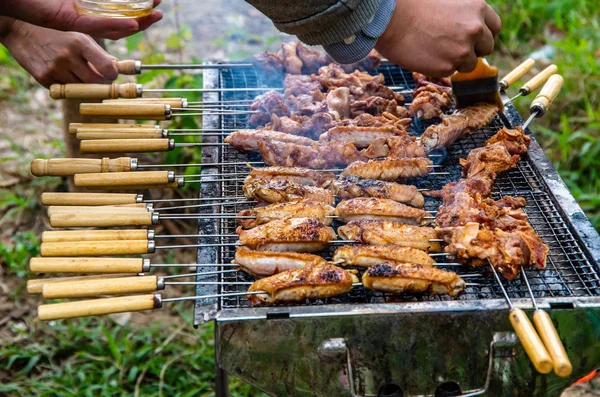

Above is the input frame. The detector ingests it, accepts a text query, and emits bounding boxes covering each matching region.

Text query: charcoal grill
[191,64,600,396]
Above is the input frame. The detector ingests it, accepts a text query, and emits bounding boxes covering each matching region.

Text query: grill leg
[215,364,229,397]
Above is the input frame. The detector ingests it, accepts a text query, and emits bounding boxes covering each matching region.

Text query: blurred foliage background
[0,0,598,395]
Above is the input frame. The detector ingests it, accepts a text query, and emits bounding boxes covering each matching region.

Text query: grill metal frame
[193,63,600,326]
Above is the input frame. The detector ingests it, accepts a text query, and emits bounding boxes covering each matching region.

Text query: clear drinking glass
[75,0,153,18]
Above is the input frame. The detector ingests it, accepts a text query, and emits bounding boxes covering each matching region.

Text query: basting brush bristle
[451,58,504,111]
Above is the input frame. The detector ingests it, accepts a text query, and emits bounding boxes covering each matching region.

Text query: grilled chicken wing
[457,103,498,131]
[246,166,335,187]
[238,217,336,252]
[330,176,424,208]
[319,126,404,148]
[238,199,335,229]
[342,158,433,181]
[257,140,365,169]
[243,178,335,206]
[420,114,469,152]
[333,245,435,267]
[338,220,441,252]
[335,197,432,225]
[362,262,466,297]
[225,129,314,152]
[247,263,358,305]
[387,135,427,158]
[235,247,328,278]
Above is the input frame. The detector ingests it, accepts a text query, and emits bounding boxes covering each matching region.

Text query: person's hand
[0,0,162,40]
[375,0,501,77]
[0,18,119,87]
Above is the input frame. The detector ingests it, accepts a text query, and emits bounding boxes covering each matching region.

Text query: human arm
[0,0,162,40]
[0,17,119,87]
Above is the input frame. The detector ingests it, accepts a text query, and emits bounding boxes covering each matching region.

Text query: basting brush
[451,58,504,111]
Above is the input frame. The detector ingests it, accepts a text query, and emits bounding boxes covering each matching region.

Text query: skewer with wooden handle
[113,59,252,75]
[27,274,134,294]
[80,139,175,153]
[522,74,564,129]
[509,64,559,101]
[73,170,178,188]
[76,130,167,139]
[40,240,154,257]
[499,58,536,90]
[42,192,142,206]
[41,230,150,243]
[68,123,161,133]
[103,98,188,108]
[80,103,171,120]
[46,205,151,217]
[31,157,133,176]
[30,257,151,274]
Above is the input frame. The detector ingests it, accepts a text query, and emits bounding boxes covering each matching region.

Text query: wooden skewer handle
[69,123,160,133]
[509,308,553,374]
[31,157,133,176]
[74,170,173,188]
[30,257,146,273]
[47,205,149,217]
[41,192,140,206]
[28,274,131,294]
[43,275,159,299]
[42,229,149,243]
[521,64,558,95]
[114,59,141,75]
[76,130,166,139]
[84,179,184,190]
[80,139,173,153]
[50,83,140,100]
[533,310,573,377]
[103,98,186,108]
[531,74,564,116]
[80,103,169,120]
[50,212,156,228]
[41,240,150,257]
[500,58,535,89]
[38,294,161,321]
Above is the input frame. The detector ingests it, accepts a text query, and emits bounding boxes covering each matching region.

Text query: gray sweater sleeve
[245,0,382,45]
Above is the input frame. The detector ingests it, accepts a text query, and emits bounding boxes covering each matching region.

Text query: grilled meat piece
[409,85,452,119]
[238,199,335,229]
[333,245,435,267]
[361,137,390,158]
[485,126,530,155]
[298,112,339,139]
[225,129,314,152]
[246,166,335,187]
[285,93,326,116]
[339,49,382,72]
[351,97,409,119]
[296,42,332,74]
[243,178,335,206]
[342,157,433,181]
[337,113,410,130]
[267,114,304,136]
[362,263,466,297]
[319,126,404,148]
[252,51,284,74]
[235,247,328,278]
[412,72,452,91]
[387,135,427,158]
[460,144,520,178]
[238,217,337,253]
[281,42,303,75]
[258,140,365,169]
[335,197,432,225]
[247,263,358,305]
[249,92,291,127]
[283,74,323,97]
[330,176,424,208]
[420,114,469,152]
[457,103,498,131]
[338,220,442,252]
[351,81,405,104]
[316,64,384,90]
[326,87,351,118]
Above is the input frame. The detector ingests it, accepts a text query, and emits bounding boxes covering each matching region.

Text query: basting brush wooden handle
[69,123,160,133]
[509,308,553,374]
[41,240,150,257]
[74,171,172,188]
[30,257,146,274]
[533,309,572,377]
[41,192,140,206]
[42,275,159,299]
[31,157,133,176]
[50,212,156,228]
[80,103,169,120]
[520,64,558,95]
[76,130,165,139]
[38,294,161,321]
[28,274,132,294]
[42,229,149,243]
[80,139,173,153]
[103,98,186,108]
[499,58,535,90]
[50,83,140,99]
[47,205,149,217]
[530,74,563,116]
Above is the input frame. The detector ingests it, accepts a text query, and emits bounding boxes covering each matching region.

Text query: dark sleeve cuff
[322,0,395,64]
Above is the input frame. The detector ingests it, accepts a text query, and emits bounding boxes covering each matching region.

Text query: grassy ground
[1,1,599,396]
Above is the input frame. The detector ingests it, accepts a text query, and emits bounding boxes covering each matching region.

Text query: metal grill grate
[197,64,600,311]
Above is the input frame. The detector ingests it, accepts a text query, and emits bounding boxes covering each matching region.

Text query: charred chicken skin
[319,126,405,148]
[338,220,442,252]
[238,199,335,229]
[342,158,433,181]
[237,217,337,253]
[245,166,335,187]
[224,129,314,152]
[247,263,358,305]
[335,197,432,225]
[330,176,424,208]
[234,247,328,278]
[362,262,466,297]
[243,178,335,206]
[333,245,435,267]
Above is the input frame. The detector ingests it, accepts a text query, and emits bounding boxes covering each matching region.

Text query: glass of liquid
[75,0,154,18]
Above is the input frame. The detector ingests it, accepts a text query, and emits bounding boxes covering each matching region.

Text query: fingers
[136,10,163,32]
[484,4,502,37]
[474,25,495,57]
[456,52,479,73]
[71,58,107,84]
[80,38,119,81]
